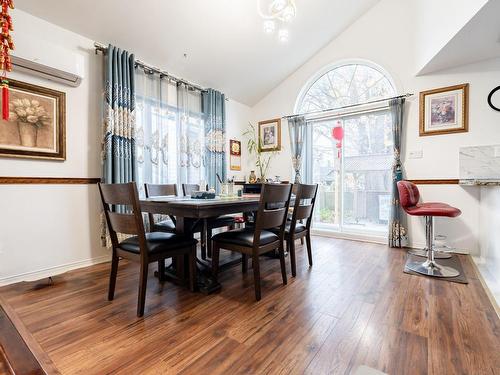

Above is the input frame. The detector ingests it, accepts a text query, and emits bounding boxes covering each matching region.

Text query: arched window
[296,62,396,113]
[296,61,396,237]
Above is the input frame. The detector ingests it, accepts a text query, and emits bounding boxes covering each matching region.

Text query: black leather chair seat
[271,223,306,235]
[153,218,176,232]
[209,215,236,229]
[212,228,279,247]
[119,232,197,254]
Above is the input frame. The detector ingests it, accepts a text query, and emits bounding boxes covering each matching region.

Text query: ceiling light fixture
[258,0,296,42]
[269,0,287,13]
[278,29,289,43]
[263,20,276,34]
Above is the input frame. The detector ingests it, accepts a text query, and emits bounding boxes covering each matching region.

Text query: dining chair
[182,183,236,259]
[274,183,318,277]
[211,183,293,300]
[99,182,197,317]
[182,183,203,197]
[144,183,177,233]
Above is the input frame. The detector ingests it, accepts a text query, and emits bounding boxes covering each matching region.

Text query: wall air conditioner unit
[11,32,84,87]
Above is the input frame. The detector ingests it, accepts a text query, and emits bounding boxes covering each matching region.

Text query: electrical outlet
[409,150,423,159]
[494,146,500,158]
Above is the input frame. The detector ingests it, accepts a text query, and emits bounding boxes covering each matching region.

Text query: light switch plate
[409,150,423,159]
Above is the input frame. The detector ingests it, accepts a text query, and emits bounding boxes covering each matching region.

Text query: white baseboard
[311,229,387,245]
[311,230,471,255]
[0,255,111,287]
[471,256,500,316]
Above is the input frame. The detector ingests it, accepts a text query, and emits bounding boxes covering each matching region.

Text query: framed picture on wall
[419,83,469,136]
[258,118,281,152]
[229,139,241,171]
[0,79,66,160]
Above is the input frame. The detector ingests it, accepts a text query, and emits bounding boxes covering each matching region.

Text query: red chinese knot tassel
[0,0,14,121]
[2,80,8,120]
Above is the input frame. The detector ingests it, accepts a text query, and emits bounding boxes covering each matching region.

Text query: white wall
[250,0,500,256]
[0,9,108,284]
[225,99,253,181]
[477,187,500,304]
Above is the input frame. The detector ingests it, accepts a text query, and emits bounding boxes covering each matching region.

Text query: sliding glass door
[306,119,341,231]
[306,109,393,236]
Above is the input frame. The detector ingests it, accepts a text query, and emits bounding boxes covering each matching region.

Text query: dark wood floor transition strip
[0,306,46,374]
[0,297,60,374]
[0,177,101,184]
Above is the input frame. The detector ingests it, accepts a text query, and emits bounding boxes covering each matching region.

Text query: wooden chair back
[145,183,177,197]
[290,183,318,232]
[144,184,178,227]
[98,182,147,254]
[182,183,200,197]
[254,184,292,242]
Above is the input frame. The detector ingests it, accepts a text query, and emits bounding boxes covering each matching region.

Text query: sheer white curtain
[177,83,205,186]
[135,70,205,195]
[135,69,178,195]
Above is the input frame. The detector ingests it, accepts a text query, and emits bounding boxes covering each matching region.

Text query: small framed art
[230,139,241,171]
[419,83,468,136]
[258,118,281,152]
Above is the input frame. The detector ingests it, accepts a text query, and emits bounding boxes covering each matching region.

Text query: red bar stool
[397,180,461,278]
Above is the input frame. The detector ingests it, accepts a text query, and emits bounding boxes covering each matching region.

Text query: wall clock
[488,86,500,112]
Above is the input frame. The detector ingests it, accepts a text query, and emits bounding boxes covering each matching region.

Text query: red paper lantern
[331,121,344,158]
[332,125,344,141]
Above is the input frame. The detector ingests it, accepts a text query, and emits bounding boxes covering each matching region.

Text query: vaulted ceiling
[417,0,500,75]
[16,0,380,106]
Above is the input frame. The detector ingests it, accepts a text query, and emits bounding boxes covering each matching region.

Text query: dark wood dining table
[140,195,261,293]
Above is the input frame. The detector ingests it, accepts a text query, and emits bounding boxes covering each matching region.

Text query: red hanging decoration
[1,80,8,120]
[331,120,344,158]
[0,0,14,121]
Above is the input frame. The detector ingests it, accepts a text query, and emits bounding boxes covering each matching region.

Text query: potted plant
[243,122,277,181]
[9,98,50,147]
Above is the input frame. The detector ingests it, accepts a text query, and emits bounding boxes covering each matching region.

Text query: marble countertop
[459,179,500,186]
[459,145,500,181]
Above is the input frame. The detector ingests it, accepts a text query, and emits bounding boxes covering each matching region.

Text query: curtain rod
[282,93,413,120]
[94,42,229,100]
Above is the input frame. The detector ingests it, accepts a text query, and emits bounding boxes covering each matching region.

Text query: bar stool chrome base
[409,222,452,258]
[407,259,459,278]
[409,248,452,259]
[407,216,460,278]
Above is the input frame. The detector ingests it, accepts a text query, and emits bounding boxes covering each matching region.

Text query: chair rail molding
[408,179,459,185]
[0,177,101,184]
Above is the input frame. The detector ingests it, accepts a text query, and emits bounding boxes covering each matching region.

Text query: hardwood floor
[0,237,499,374]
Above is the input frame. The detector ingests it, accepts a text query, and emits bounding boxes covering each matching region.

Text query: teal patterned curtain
[388,97,408,248]
[202,89,226,192]
[101,45,136,245]
[103,45,136,184]
[288,116,307,183]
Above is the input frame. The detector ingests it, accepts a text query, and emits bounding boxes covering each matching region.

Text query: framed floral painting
[0,79,66,160]
[258,118,281,152]
[419,83,468,136]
